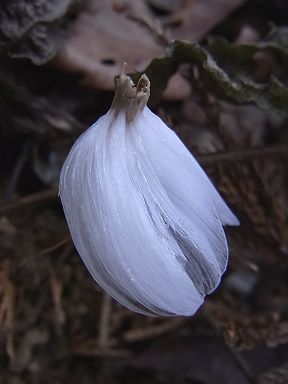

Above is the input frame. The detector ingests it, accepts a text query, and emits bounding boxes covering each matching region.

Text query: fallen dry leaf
[53,0,191,100]
[54,0,163,91]
[173,0,248,41]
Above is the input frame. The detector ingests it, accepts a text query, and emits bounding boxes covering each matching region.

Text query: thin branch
[0,188,57,215]
[98,294,113,349]
[39,236,71,256]
[5,140,32,201]
[0,145,287,216]
[123,318,186,343]
[198,145,288,165]
[202,306,256,384]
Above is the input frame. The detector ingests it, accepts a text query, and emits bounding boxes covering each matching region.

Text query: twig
[98,294,113,349]
[39,236,71,256]
[0,260,15,361]
[123,318,186,343]
[49,266,65,325]
[0,145,286,216]
[72,343,131,358]
[5,140,32,201]
[0,188,57,215]
[202,305,256,383]
[198,145,288,165]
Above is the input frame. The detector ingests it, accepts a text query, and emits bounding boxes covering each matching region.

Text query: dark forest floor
[0,1,288,383]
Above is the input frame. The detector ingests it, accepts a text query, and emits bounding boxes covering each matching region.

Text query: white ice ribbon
[59,73,239,316]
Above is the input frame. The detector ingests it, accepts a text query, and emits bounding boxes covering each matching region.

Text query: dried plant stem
[5,140,31,201]
[48,266,65,325]
[39,236,71,255]
[203,306,256,383]
[0,145,286,216]
[0,188,57,215]
[123,318,186,343]
[198,145,288,165]
[98,294,113,350]
[0,260,15,361]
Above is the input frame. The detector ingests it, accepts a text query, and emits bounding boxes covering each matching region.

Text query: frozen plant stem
[59,70,239,316]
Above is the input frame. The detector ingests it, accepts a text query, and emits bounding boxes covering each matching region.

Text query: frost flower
[59,72,239,316]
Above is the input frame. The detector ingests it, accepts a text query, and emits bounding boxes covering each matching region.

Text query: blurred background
[0,0,288,383]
